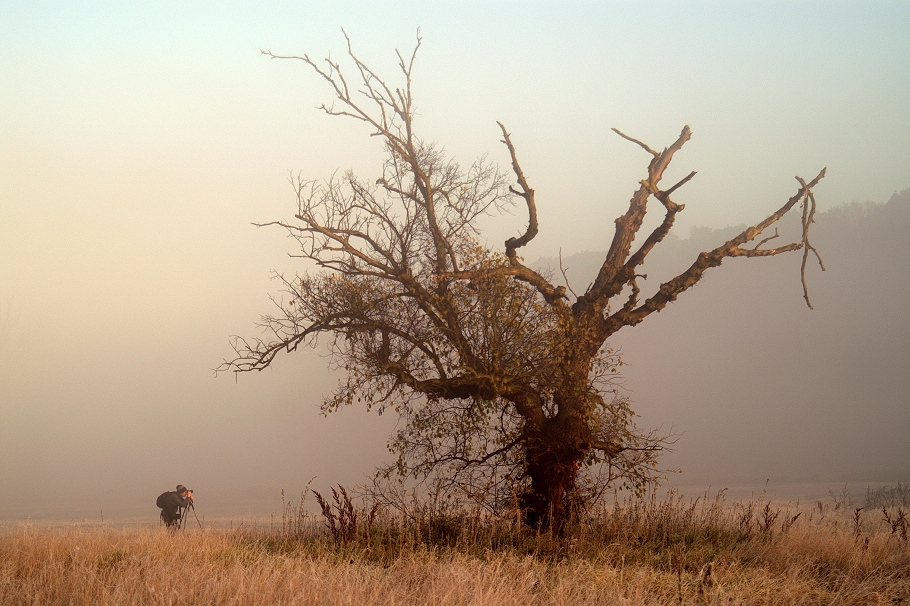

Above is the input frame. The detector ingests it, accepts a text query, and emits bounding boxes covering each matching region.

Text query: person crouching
[156,485,194,528]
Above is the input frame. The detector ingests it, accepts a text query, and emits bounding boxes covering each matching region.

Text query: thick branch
[494,122,569,310]
[586,126,693,303]
[448,265,568,307]
[601,168,827,337]
[497,122,539,261]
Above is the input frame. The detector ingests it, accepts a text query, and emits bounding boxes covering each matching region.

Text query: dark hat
[175,485,188,493]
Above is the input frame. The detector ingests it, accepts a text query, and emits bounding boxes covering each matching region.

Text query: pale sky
[1,1,908,519]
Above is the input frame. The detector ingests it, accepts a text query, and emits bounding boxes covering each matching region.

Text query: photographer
[157,484,194,528]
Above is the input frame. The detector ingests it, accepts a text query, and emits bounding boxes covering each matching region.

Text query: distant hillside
[538,190,910,485]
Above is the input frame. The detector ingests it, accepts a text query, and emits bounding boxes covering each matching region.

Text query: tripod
[179,501,203,530]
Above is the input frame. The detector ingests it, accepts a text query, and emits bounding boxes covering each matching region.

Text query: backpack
[156,491,170,509]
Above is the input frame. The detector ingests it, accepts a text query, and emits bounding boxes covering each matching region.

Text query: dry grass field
[2,489,909,605]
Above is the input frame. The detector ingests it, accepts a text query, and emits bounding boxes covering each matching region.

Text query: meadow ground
[2,487,909,605]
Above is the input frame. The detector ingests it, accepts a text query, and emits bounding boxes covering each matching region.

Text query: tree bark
[520,415,588,529]
[519,339,599,529]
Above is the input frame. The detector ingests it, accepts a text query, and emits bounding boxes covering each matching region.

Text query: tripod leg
[191,503,202,529]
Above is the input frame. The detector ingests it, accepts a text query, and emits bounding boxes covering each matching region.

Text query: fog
[1,2,909,521]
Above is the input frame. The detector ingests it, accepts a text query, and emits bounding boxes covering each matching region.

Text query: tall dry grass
[2,490,909,605]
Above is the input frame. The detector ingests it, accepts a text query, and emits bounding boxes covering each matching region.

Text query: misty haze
[7,4,910,603]
[2,193,908,521]
[1,3,908,526]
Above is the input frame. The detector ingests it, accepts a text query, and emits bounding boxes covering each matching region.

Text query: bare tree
[221,34,825,529]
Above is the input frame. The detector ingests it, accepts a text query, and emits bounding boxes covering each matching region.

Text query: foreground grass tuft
[2,491,909,605]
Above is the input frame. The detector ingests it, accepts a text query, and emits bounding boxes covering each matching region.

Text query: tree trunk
[520,407,591,530]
